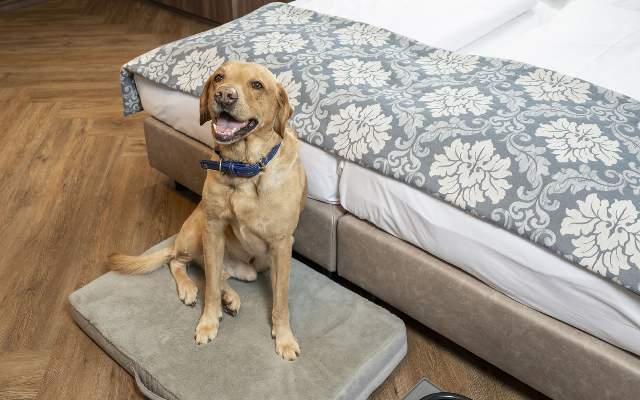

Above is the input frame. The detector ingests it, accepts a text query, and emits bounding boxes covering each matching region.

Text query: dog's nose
[215,86,238,106]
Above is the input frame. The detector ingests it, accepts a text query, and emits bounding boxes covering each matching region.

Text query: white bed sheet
[461,1,560,55]
[291,0,536,50]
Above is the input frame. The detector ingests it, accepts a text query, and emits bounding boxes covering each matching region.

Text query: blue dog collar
[199,142,281,178]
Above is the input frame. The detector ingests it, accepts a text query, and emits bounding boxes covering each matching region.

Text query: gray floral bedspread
[120,3,640,295]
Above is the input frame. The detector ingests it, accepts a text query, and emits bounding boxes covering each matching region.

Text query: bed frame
[144,116,640,400]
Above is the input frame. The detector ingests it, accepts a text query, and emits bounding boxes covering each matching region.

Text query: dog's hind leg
[224,256,257,282]
[223,231,257,281]
[221,276,241,317]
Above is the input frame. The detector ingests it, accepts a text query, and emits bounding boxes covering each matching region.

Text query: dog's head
[199,61,292,145]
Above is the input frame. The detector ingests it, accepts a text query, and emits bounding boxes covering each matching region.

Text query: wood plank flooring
[0,1,547,399]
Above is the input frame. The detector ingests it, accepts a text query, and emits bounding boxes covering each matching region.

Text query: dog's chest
[204,170,298,254]
[227,184,274,253]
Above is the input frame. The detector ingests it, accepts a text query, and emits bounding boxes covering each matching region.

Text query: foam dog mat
[69,238,407,400]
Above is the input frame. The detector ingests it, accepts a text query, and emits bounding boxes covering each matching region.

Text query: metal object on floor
[403,378,473,400]
[421,393,473,400]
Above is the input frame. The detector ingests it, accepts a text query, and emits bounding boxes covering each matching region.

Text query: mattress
[338,0,640,356]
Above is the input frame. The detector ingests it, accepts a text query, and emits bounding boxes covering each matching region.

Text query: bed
[127,0,640,398]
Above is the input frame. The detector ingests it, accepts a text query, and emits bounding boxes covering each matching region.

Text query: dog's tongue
[214,113,247,139]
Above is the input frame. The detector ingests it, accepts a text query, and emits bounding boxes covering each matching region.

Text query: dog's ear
[274,83,293,137]
[199,75,215,126]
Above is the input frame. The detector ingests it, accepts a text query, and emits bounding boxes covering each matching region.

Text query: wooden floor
[0,1,548,399]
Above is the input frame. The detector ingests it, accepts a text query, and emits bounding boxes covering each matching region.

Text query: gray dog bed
[69,238,407,400]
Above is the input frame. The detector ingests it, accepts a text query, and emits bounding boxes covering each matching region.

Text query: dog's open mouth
[213,112,258,144]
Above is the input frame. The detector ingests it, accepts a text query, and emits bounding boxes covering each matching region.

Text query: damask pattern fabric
[120,3,640,295]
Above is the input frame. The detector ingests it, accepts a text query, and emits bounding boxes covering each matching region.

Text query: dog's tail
[108,240,175,275]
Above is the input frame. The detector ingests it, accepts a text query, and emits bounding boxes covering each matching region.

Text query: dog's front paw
[177,280,198,307]
[195,319,219,345]
[275,333,300,361]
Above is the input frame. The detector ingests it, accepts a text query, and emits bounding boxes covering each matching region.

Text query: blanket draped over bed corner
[120,2,640,295]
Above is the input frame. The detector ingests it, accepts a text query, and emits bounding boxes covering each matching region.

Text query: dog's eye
[251,81,263,90]
[214,74,224,82]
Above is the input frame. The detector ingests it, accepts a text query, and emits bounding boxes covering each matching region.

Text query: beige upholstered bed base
[144,116,640,399]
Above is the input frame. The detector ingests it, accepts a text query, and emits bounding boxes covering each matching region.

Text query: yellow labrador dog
[108,61,306,361]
